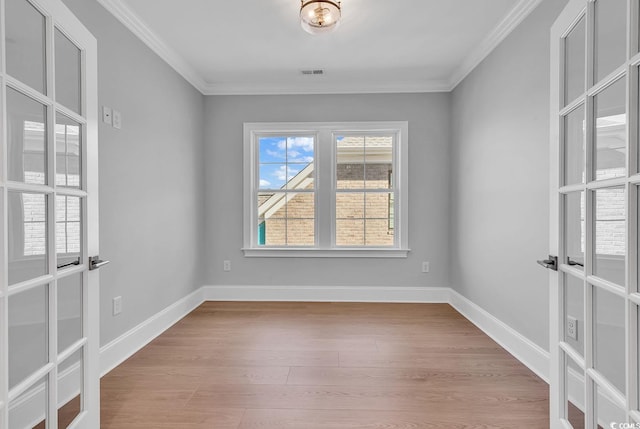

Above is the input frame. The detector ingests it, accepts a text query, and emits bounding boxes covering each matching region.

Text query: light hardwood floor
[100,302,552,428]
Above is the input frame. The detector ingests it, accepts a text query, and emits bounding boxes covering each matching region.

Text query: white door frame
[0,0,99,427]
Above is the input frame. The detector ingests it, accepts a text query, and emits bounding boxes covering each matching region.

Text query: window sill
[242,248,410,258]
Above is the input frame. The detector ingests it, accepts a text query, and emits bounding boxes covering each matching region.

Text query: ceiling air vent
[301,69,324,75]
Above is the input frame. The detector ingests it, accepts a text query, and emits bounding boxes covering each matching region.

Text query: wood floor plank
[100,302,551,428]
[238,408,549,429]
[185,383,547,413]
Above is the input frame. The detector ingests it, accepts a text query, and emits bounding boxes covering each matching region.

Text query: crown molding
[201,79,452,96]
[96,0,208,93]
[97,0,542,96]
[448,0,543,90]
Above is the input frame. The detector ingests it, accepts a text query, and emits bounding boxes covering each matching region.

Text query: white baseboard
[97,285,551,396]
[99,287,204,376]
[449,289,550,383]
[201,285,451,303]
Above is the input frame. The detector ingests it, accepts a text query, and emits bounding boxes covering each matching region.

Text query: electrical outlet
[223,260,231,272]
[102,106,112,125]
[113,296,122,316]
[422,261,430,273]
[567,316,578,340]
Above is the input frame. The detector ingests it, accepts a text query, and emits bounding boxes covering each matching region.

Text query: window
[243,122,409,257]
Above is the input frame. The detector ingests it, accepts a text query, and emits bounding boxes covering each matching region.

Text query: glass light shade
[300,0,341,35]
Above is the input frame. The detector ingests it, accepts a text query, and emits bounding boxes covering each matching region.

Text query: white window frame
[243,121,409,258]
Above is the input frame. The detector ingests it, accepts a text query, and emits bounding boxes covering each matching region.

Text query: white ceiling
[97,0,542,95]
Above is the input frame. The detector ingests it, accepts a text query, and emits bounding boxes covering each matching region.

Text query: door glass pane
[58,349,83,428]
[56,195,82,270]
[9,284,48,389]
[56,114,82,188]
[595,384,626,427]
[593,187,625,286]
[594,0,627,83]
[7,88,47,185]
[6,0,46,93]
[55,28,82,115]
[564,105,585,185]
[565,16,586,106]
[8,192,48,285]
[594,78,627,181]
[565,191,585,267]
[563,353,585,428]
[58,274,82,352]
[593,286,625,393]
[9,376,48,429]
[564,274,584,356]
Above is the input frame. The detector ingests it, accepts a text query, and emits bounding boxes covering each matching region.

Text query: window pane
[6,0,46,93]
[594,286,625,393]
[55,28,82,114]
[365,136,393,190]
[56,114,82,188]
[258,192,314,246]
[336,219,364,246]
[595,0,627,83]
[259,136,314,190]
[262,218,286,246]
[365,219,394,246]
[58,273,82,352]
[336,192,364,219]
[565,192,585,268]
[9,191,48,285]
[56,195,82,270]
[564,105,585,185]
[9,284,48,389]
[594,78,626,181]
[565,16,586,106]
[593,187,625,286]
[337,136,365,189]
[8,88,47,185]
[287,219,315,246]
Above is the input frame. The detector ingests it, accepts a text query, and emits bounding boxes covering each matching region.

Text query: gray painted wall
[61,0,206,346]
[450,0,568,350]
[204,94,451,288]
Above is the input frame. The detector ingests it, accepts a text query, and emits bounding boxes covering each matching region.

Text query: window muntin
[244,122,408,257]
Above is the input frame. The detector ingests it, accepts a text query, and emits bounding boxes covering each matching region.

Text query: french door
[550,0,639,427]
[0,0,99,427]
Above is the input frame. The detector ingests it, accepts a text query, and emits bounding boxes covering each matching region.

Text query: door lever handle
[89,255,110,271]
[537,255,558,271]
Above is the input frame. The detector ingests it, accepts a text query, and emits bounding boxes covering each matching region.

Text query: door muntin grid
[555,0,640,427]
[1,0,96,427]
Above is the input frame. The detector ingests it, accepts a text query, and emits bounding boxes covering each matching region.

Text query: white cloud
[259,179,271,187]
[274,165,300,181]
[278,137,314,153]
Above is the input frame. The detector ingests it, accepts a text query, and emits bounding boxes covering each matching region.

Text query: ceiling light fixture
[300,0,341,35]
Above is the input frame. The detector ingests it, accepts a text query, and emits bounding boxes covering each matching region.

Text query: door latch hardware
[537,255,558,271]
[89,255,110,271]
